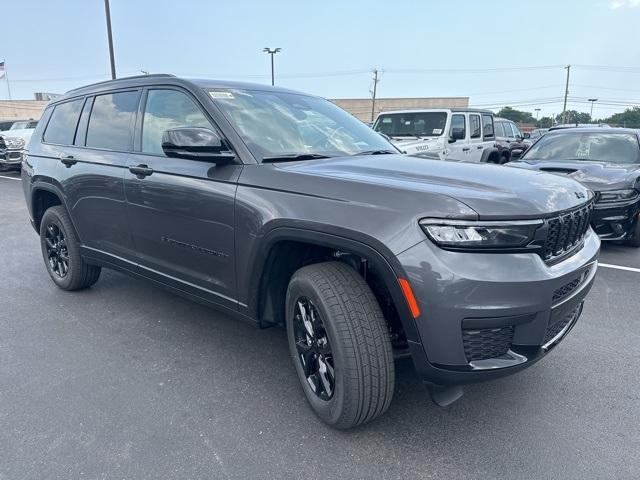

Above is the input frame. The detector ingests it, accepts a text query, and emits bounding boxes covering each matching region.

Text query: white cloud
[610,0,640,8]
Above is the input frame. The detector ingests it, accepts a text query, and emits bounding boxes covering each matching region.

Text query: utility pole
[370,69,379,122]
[562,64,571,124]
[588,98,598,119]
[263,48,281,86]
[104,0,116,79]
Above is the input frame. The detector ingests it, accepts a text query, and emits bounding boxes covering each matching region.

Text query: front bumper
[0,149,23,169]
[592,198,640,241]
[397,228,600,385]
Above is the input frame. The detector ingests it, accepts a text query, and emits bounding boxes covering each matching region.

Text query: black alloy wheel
[44,223,69,278]
[293,296,335,401]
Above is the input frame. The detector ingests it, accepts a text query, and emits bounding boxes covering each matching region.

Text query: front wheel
[625,218,640,247]
[286,261,395,429]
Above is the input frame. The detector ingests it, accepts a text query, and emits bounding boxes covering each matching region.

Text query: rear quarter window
[43,98,84,145]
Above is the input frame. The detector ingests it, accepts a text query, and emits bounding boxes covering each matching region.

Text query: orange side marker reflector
[398,278,421,319]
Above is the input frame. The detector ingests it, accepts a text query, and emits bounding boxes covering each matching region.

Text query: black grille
[462,326,514,362]
[552,268,590,304]
[543,305,581,344]
[0,137,5,149]
[541,202,594,262]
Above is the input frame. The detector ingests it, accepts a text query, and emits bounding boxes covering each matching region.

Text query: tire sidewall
[286,275,349,426]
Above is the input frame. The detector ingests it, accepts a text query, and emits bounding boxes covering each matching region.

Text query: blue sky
[1,0,639,119]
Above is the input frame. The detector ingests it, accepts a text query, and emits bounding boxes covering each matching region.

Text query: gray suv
[22,75,599,429]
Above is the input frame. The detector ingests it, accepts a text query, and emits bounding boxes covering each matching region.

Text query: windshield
[208,89,394,161]
[10,122,27,130]
[373,112,447,138]
[521,132,640,164]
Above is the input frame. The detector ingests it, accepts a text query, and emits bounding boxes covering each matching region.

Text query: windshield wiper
[351,149,397,156]
[261,153,335,163]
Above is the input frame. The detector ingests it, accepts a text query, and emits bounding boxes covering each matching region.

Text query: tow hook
[428,384,464,407]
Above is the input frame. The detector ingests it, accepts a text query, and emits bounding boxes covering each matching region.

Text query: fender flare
[246,225,422,344]
[30,180,81,240]
[480,147,500,163]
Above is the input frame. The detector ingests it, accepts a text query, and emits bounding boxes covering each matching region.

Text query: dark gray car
[22,75,599,428]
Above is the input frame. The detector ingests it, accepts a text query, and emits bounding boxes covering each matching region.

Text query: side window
[469,114,481,138]
[495,121,505,137]
[43,98,84,145]
[142,89,212,155]
[504,122,515,138]
[512,123,522,138]
[482,114,494,140]
[86,91,139,151]
[450,114,466,139]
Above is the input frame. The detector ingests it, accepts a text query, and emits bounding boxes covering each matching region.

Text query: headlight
[597,189,639,203]
[4,137,25,149]
[419,219,542,249]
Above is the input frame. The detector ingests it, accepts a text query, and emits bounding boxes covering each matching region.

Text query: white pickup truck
[373,108,500,163]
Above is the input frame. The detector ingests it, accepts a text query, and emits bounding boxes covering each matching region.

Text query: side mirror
[523,132,531,139]
[449,127,465,142]
[161,127,235,162]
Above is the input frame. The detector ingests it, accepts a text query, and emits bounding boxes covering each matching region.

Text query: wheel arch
[246,226,422,344]
[480,147,500,163]
[30,182,80,240]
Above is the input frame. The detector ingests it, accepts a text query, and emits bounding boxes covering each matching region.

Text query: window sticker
[209,90,235,100]
[382,117,392,123]
[432,128,443,135]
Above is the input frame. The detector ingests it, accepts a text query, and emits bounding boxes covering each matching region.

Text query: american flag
[0,62,5,79]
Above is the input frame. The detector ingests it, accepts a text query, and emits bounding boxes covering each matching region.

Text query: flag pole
[3,60,11,100]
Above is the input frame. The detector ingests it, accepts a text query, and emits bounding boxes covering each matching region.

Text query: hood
[275,154,592,219]
[509,159,640,191]
[0,128,34,142]
[387,136,443,152]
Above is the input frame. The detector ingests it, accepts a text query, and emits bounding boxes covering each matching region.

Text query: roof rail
[66,73,176,94]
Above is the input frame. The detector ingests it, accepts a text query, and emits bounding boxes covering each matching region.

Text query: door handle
[462,147,471,152]
[477,146,483,149]
[129,164,154,178]
[59,155,77,167]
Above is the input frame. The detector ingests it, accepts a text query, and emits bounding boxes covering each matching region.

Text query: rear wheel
[40,206,101,290]
[286,261,395,429]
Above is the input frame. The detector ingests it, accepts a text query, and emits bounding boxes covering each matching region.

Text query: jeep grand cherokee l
[22,75,599,429]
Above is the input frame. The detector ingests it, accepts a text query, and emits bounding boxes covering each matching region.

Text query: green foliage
[602,107,640,128]
[555,110,592,124]
[537,116,553,128]
[496,106,536,124]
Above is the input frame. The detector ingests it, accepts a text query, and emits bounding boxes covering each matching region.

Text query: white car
[373,108,500,163]
[0,120,38,170]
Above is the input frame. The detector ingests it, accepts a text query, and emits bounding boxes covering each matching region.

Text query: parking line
[600,263,640,274]
[0,175,20,181]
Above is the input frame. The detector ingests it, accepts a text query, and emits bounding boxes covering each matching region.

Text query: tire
[39,205,101,290]
[286,261,394,429]
[625,218,640,247]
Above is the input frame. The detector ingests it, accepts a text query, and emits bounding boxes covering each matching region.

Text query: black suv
[22,75,599,428]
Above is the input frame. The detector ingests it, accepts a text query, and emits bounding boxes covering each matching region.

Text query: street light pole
[535,108,541,122]
[588,98,598,119]
[263,48,281,86]
[104,0,116,79]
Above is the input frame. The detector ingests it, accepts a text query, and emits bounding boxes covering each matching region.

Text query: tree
[537,116,554,128]
[603,107,640,128]
[496,106,536,124]
[556,110,591,124]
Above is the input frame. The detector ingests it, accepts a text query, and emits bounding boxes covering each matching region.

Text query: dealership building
[331,96,470,123]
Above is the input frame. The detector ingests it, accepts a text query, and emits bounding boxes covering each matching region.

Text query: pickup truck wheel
[40,206,101,290]
[286,261,394,429]
[625,218,640,247]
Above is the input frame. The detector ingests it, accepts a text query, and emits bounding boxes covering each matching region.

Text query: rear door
[124,86,242,309]
[481,113,495,152]
[40,91,139,265]
[467,113,484,161]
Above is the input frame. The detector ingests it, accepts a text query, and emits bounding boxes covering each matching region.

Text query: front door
[467,113,484,162]
[447,113,469,160]
[124,87,242,309]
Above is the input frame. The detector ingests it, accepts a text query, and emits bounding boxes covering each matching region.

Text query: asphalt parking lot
[1,170,639,480]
